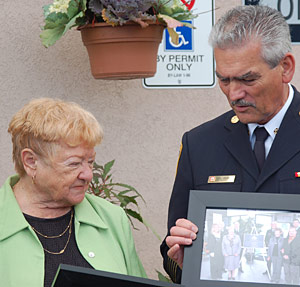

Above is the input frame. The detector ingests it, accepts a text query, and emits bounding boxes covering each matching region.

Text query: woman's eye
[69,162,81,167]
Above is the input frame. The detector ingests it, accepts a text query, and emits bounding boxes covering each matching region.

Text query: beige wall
[1,0,300,279]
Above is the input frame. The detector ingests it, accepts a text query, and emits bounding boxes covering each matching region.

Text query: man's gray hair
[209,5,292,68]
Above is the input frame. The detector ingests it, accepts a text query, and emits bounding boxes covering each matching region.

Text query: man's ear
[281,53,295,83]
[21,148,38,177]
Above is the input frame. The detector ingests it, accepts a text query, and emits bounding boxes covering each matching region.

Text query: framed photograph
[181,190,300,287]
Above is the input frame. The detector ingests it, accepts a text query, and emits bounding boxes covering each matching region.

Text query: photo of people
[200,208,300,285]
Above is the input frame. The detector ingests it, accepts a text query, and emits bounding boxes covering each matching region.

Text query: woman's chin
[66,189,86,205]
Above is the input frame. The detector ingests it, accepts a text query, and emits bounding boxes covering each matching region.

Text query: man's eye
[242,78,255,83]
[220,78,230,84]
[88,160,94,167]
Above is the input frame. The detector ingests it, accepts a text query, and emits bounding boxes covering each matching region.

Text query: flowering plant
[40,0,196,47]
[89,160,145,228]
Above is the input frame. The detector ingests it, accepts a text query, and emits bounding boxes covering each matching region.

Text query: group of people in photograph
[206,223,241,280]
[204,218,300,285]
[265,220,300,284]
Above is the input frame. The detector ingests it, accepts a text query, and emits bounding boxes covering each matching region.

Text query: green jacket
[0,175,146,286]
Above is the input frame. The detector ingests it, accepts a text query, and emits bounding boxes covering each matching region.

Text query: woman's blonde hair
[8,98,103,176]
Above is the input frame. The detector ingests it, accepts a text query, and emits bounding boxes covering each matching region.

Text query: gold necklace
[30,209,73,239]
[30,210,73,255]
[43,223,72,255]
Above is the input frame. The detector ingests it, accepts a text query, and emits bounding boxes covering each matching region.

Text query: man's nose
[228,81,245,102]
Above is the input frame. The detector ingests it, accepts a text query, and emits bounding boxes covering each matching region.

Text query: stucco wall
[1,0,300,279]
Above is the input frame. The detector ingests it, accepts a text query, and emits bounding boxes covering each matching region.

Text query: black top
[24,209,93,287]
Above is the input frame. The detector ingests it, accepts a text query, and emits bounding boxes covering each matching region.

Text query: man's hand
[166,218,198,269]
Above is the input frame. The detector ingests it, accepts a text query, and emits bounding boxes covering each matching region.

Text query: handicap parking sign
[165,21,193,51]
[143,0,215,89]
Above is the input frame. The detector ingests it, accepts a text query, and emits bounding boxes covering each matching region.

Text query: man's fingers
[170,225,197,240]
[167,244,183,269]
[166,235,193,248]
[175,218,198,233]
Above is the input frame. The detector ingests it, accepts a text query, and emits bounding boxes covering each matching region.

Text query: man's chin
[234,113,258,124]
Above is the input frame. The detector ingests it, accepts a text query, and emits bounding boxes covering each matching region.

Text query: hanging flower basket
[79,22,165,80]
[40,0,197,80]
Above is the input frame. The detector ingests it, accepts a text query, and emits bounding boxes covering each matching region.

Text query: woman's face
[34,142,95,207]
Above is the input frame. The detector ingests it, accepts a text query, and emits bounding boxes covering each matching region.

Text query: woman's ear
[21,148,38,177]
[281,53,296,83]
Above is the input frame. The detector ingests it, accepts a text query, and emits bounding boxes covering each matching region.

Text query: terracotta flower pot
[79,22,164,80]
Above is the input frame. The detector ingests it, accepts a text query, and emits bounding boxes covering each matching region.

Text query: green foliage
[40,0,86,47]
[40,0,197,47]
[156,0,196,21]
[89,0,156,26]
[88,160,146,229]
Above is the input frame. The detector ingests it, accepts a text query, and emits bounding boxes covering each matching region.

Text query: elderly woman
[0,98,146,287]
[222,226,241,280]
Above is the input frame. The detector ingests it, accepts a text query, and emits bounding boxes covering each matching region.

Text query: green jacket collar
[0,175,107,241]
[75,194,108,230]
[0,175,28,241]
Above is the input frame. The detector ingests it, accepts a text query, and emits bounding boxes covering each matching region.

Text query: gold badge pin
[274,128,279,135]
[231,115,239,124]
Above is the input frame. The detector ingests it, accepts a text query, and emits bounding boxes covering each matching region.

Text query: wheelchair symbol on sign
[169,28,190,48]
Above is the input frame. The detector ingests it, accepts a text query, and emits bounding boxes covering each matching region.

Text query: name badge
[208,175,236,183]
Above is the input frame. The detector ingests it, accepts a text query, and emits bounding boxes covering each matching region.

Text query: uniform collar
[248,83,294,140]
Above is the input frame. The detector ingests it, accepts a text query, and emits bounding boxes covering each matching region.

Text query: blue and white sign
[244,0,300,43]
[165,21,193,51]
[143,0,215,89]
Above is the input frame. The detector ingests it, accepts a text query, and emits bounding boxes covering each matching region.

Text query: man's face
[271,222,277,230]
[275,230,281,237]
[214,41,288,124]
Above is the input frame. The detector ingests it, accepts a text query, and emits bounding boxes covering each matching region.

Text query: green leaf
[40,26,65,47]
[111,183,145,202]
[124,208,144,223]
[103,160,115,179]
[93,161,103,169]
[44,12,69,29]
[43,4,52,17]
[112,193,128,206]
[67,0,81,19]
[141,217,161,241]
[63,11,85,36]
[120,195,138,205]
[81,0,87,10]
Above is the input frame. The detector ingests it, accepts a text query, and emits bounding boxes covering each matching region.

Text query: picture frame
[52,264,182,287]
[181,190,300,287]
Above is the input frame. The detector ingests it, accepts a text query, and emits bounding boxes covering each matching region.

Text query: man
[160,5,298,283]
[263,221,278,275]
[233,221,244,273]
[267,228,284,283]
[292,219,300,236]
[282,226,300,284]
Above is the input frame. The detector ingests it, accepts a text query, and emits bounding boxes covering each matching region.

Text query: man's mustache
[231,99,256,108]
